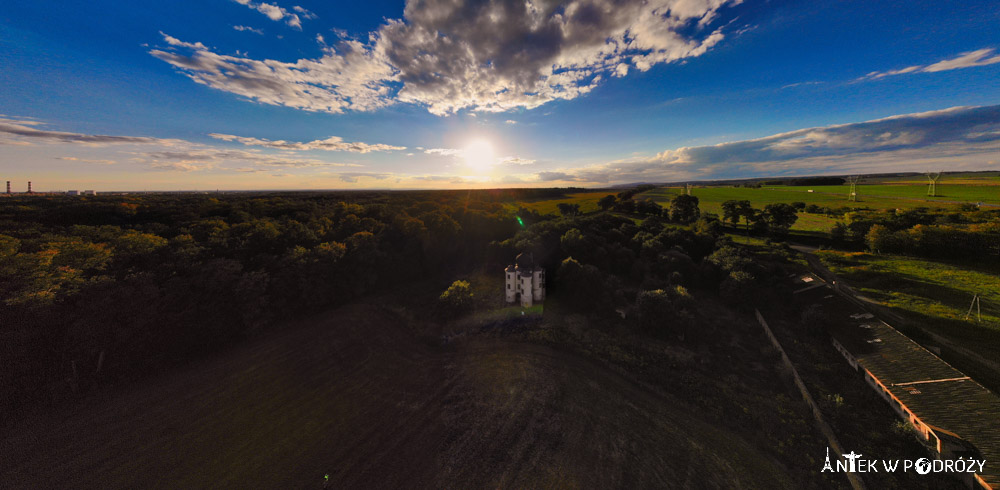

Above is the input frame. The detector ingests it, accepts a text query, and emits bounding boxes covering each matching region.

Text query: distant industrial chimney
[5,181,9,194]
[27,181,32,194]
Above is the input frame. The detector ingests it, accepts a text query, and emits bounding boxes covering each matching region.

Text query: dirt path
[2,303,793,489]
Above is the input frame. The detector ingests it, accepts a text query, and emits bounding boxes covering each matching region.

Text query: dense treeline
[495,202,792,341]
[0,191,532,416]
[831,207,1000,259]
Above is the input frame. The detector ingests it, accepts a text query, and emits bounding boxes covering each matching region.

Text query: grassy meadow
[508,191,612,215]
[813,250,1000,389]
[637,179,998,232]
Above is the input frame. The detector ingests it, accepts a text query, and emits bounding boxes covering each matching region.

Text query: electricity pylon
[846,176,859,202]
[926,172,942,197]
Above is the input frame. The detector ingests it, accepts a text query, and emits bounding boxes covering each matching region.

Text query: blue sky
[1,0,998,191]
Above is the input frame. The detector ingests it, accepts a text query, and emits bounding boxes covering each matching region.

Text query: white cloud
[150,33,396,113]
[55,156,117,165]
[504,120,517,125]
[499,157,535,165]
[233,25,264,35]
[538,105,1000,184]
[232,0,307,29]
[424,148,464,157]
[153,0,741,116]
[292,6,317,20]
[0,116,365,173]
[209,133,405,153]
[0,118,186,147]
[160,32,207,50]
[860,48,1000,81]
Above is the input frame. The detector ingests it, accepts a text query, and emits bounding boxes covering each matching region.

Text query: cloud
[424,148,464,157]
[232,0,305,29]
[233,25,264,35]
[1,116,364,173]
[209,133,405,153]
[860,48,1000,81]
[150,33,396,113]
[136,148,363,171]
[537,171,578,181]
[504,120,517,125]
[55,156,117,165]
[499,157,535,165]
[424,147,535,166]
[0,118,185,147]
[336,172,391,183]
[160,32,208,50]
[292,6,317,20]
[153,0,741,115]
[545,105,1000,184]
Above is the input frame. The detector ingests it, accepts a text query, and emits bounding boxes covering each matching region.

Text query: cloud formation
[150,35,396,113]
[209,133,405,153]
[538,105,1000,184]
[153,0,740,115]
[232,0,309,29]
[233,25,264,35]
[0,117,185,147]
[1,117,364,173]
[860,48,1000,81]
[56,156,117,165]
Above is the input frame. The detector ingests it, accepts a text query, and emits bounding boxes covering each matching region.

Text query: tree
[669,194,700,224]
[634,286,694,337]
[439,280,474,316]
[721,200,753,234]
[597,195,617,211]
[865,224,891,253]
[760,203,798,237]
[557,203,581,217]
[635,198,663,216]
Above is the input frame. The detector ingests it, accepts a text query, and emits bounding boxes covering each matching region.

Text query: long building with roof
[797,280,1000,489]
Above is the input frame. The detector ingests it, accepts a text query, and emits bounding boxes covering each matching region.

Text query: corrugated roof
[809,285,1000,487]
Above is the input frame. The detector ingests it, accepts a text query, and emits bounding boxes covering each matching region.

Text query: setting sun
[463,139,496,173]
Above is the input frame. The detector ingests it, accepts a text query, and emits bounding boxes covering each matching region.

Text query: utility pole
[925,171,941,197]
[846,176,859,202]
[965,294,981,322]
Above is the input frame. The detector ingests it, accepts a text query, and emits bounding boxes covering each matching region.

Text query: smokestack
[5,181,9,194]
[27,181,32,194]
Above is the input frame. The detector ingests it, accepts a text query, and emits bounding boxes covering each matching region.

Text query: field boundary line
[754,309,866,490]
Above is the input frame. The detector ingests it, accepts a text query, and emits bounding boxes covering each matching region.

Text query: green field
[787,184,1000,204]
[864,172,1000,185]
[814,250,1000,362]
[637,183,997,232]
[509,191,611,215]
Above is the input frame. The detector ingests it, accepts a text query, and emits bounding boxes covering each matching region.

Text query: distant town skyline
[2,0,999,191]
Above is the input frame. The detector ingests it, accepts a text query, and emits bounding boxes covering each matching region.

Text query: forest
[0,188,800,418]
[4,187,986,488]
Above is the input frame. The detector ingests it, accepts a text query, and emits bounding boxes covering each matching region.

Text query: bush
[438,280,474,317]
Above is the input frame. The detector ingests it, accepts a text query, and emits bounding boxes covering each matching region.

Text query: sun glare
[463,139,496,173]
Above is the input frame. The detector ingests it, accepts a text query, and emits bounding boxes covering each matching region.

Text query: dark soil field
[2,303,794,489]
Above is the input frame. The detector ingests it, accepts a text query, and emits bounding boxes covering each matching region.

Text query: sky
[1,0,998,191]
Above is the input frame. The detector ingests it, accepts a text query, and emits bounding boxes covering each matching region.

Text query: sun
[463,139,496,174]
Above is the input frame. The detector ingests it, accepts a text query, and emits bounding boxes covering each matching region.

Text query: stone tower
[505,252,545,307]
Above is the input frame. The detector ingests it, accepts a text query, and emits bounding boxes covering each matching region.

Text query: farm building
[817,288,1000,489]
[504,252,545,307]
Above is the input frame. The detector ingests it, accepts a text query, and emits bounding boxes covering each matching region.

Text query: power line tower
[925,171,942,197]
[685,183,692,196]
[846,176,859,202]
